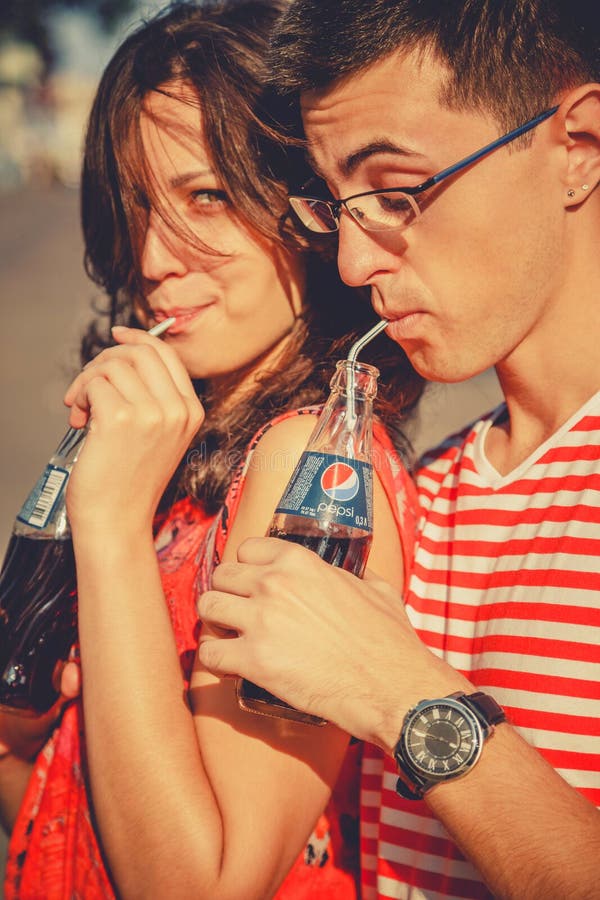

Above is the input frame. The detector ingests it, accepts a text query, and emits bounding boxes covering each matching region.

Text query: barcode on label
[17,466,68,529]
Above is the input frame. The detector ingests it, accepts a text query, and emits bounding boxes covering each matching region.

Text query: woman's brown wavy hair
[80,0,424,514]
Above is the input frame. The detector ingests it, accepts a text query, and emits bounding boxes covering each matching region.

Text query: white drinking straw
[147,317,176,337]
[345,319,388,428]
[347,318,388,364]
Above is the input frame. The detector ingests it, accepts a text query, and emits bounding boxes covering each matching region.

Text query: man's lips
[384,310,426,341]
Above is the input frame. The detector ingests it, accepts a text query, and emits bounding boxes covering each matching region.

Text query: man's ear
[558,84,600,208]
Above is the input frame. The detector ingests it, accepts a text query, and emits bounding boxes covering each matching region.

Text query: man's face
[301,49,565,383]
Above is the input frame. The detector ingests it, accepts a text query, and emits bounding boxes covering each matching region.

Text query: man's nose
[141,213,188,283]
[336,214,400,289]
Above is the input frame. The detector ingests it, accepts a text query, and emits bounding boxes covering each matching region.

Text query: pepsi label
[275,452,373,531]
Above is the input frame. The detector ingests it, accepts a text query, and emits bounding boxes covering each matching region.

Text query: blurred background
[0,0,502,878]
[0,0,168,555]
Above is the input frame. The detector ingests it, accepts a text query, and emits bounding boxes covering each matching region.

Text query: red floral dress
[5,407,416,899]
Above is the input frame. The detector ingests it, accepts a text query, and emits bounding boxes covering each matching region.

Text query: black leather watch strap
[455,691,506,727]
[395,773,425,800]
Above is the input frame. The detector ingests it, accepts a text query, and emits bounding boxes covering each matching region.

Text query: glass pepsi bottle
[0,426,85,715]
[237,359,378,726]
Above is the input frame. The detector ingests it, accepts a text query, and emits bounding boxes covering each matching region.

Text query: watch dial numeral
[405,702,482,777]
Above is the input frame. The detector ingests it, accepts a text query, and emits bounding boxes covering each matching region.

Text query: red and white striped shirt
[361,393,600,899]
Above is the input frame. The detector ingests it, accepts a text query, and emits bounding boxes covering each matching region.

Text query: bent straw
[347,318,388,363]
[344,319,388,429]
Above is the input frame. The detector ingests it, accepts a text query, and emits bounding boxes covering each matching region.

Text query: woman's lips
[152,305,213,335]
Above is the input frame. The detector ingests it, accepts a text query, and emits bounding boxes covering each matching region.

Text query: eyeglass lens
[289,198,338,232]
[290,192,419,233]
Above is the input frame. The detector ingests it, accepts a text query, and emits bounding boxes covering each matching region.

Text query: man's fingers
[197,627,244,677]
[210,561,255,597]
[362,566,393,586]
[236,535,312,566]
[198,589,252,633]
[234,536,282,565]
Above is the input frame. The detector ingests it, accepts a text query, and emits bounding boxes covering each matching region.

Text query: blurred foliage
[1,0,137,74]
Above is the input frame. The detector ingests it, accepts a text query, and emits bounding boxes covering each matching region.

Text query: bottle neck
[51,426,87,466]
[14,426,87,541]
[330,360,379,401]
[306,360,378,461]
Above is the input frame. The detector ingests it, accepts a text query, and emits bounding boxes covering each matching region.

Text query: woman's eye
[190,190,228,209]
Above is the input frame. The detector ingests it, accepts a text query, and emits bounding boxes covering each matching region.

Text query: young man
[199,1,600,897]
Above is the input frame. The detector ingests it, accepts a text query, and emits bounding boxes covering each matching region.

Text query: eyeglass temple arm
[430,105,559,188]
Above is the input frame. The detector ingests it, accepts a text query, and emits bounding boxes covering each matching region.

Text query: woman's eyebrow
[169,168,214,189]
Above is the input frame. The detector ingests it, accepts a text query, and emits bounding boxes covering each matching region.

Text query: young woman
[1,2,423,897]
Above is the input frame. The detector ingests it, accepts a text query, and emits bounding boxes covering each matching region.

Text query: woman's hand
[63,327,204,537]
[0,660,81,761]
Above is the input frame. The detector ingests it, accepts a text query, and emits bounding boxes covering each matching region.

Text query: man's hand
[198,537,467,751]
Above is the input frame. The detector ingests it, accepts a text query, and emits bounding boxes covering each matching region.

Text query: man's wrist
[369,674,474,757]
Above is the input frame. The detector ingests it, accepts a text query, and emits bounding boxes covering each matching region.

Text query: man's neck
[485,386,598,477]
[485,246,600,476]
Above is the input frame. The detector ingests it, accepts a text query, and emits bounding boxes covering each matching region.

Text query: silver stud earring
[567,189,576,197]
[582,184,590,190]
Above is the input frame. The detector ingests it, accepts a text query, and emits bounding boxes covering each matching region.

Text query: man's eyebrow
[169,168,213,189]
[306,140,424,181]
[340,141,424,177]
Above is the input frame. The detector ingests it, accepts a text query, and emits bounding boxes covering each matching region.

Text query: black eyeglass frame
[289,105,559,233]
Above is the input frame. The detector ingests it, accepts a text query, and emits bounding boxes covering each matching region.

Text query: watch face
[402,699,484,779]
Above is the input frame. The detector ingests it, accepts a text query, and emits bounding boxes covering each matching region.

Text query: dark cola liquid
[269,529,372,577]
[237,528,372,725]
[0,533,77,714]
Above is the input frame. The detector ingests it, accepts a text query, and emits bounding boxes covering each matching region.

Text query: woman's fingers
[67,357,161,426]
[64,337,204,435]
[59,661,82,700]
[111,326,199,399]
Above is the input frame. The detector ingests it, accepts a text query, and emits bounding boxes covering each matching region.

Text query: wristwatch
[394,691,506,800]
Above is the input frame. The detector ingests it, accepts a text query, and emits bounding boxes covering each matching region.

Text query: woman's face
[136,82,304,382]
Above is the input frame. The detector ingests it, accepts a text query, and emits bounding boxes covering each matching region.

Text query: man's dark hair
[270,0,600,130]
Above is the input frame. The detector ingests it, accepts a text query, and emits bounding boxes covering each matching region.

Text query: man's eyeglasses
[289,106,558,234]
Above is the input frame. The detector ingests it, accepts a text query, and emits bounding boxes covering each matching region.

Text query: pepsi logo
[320,462,360,501]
